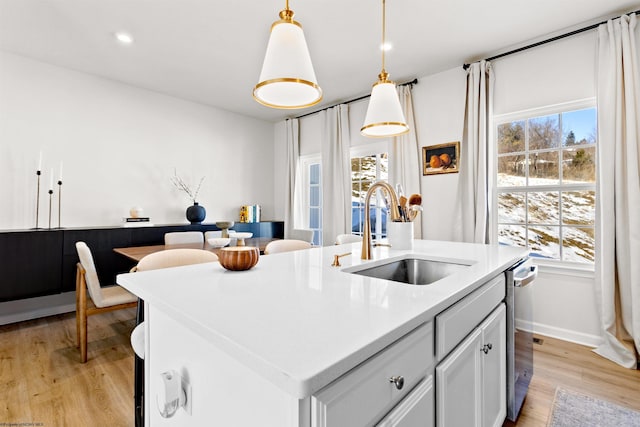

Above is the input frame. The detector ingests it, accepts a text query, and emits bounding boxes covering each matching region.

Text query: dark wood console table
[0,222,284,302]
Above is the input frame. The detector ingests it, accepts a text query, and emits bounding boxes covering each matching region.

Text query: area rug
[547,387,640,427]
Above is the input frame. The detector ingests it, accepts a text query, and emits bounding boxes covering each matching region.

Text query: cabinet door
[481,304,506,427]
[436,328,482,427]
[376,375,433,427]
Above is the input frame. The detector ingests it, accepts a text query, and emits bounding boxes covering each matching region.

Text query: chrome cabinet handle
[514,265,538,287]
[481,343,493,354]
[389,375,404,390]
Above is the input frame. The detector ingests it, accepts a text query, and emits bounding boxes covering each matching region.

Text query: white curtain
[457,60,494,244]
[321,104,351,246]
[284,118,301,239]
[593,13,640,368]
[390,84,422,238]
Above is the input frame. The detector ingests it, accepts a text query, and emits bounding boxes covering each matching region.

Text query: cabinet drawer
[376,375,434,427]
[312,322,433,427]
[435,274,505,360]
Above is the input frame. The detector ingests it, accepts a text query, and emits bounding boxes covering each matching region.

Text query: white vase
[129,207,144,218]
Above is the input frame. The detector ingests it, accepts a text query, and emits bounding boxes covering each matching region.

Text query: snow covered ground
[497,173,595,263]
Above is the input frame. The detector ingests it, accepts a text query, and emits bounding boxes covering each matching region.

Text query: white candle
[59,161,63,182]
[38,151,42,171]
[50,168,54,190]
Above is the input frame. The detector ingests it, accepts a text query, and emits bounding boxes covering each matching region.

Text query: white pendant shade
[253,17,322,109]
[361,80,409,138]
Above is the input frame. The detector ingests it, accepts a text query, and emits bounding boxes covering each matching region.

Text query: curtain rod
[463,9,640,70]
[294,78,418,119]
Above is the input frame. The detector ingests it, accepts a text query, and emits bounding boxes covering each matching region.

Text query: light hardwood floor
[0,309,137,427]
[1,311,639,426]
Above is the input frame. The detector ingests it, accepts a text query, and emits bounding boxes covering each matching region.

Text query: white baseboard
[516,318,603,348]
[0,292,76,326]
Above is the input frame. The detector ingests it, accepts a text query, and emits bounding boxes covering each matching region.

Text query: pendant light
[361,0,409,138]
[253,0,323,109]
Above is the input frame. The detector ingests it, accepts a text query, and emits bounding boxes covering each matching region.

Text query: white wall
[273,30,604,347]
[0,51,276,229]
[491,31,601,347]
[411,67,467,241]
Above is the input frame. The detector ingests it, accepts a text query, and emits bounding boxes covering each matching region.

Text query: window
[495,101,596,264]
[351,152,389,240]
[308,163,322,246]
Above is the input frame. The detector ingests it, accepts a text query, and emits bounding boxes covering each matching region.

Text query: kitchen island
[117,239,526,426]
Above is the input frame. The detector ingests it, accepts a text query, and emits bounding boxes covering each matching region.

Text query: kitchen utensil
[408,194,422,206]
[399,196,408,222]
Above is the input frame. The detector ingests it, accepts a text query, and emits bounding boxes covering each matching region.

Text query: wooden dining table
[113,237,279,262]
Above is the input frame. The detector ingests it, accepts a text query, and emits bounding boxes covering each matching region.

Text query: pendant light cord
[381,0,386,74]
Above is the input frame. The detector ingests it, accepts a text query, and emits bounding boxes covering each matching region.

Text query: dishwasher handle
[514,265,538,288]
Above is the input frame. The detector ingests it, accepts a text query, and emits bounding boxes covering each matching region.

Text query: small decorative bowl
[207,237,231,248]
[218,247,259,271]
[230,232,253,246]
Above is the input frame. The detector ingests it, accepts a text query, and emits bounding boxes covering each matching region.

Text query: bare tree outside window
[495,106,596,263]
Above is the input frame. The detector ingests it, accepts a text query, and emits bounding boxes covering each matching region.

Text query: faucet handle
[331,252,352,267]
[373,242,392,248]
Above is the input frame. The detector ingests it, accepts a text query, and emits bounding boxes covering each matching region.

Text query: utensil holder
[387,221,414,250]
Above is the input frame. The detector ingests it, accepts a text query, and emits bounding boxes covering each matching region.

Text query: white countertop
[117,239,526,399]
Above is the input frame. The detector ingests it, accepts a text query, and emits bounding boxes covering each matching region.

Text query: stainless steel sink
[349,258,470,285]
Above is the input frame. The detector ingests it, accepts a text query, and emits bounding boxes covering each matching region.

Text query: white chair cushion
[131,322,145,359]
[164,231,204,246]
[136,249,218,271]
[99,285,138,306]
[335,234,363,245]
[264,239,312,255]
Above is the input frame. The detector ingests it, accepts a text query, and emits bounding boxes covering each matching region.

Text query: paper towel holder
[157,370,188,418]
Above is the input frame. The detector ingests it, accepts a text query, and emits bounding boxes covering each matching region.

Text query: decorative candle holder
[34,170,42,229]
[57,180,63,228]
[48,189,53,230]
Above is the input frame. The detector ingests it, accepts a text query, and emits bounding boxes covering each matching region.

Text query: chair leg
[134,299,145,426]
[79,309,88,363]
[76,267,81,348]
[134,353,144,427]
[77,266,89,363]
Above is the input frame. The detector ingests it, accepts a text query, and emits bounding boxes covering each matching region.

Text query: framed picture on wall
[422,141,460,175]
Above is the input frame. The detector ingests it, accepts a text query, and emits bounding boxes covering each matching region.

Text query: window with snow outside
[495,105,596,264]
[307,162,322,246]
[351,153,389,241]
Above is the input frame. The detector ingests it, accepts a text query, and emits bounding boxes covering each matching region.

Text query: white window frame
[299,154,322,245]
[492,98,597,273]
[350,141,390,240]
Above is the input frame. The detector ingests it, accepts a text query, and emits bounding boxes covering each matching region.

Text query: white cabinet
[436,303,506,427]
[377,376,434,427]
[312,322,434,427]
[481,304,506,427]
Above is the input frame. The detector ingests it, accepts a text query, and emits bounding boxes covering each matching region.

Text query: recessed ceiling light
[114,32,134,44]
[380,42,392,51]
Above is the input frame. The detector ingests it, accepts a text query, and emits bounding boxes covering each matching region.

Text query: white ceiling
[0,0,638,123]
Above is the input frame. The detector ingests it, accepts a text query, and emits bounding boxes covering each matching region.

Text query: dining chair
[289,228,314,243]
[130,248,218,427]
[75,241,138,363]
[164,231,204,246]
[335,234,363,245]
[264,239,312,254]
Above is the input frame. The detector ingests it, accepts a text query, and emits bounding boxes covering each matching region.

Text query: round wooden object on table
[218,246,259,271]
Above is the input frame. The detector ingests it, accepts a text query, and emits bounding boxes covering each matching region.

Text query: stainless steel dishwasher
[505,257,538,422]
